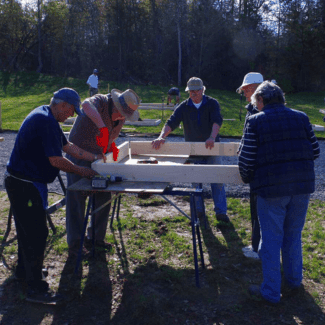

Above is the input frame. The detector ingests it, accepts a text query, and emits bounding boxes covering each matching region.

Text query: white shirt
[193,101,202,109]
[87,74,98,88]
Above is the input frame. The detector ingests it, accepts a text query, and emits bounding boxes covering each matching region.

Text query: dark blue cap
[93,69,98,74]
[53,88,84,116]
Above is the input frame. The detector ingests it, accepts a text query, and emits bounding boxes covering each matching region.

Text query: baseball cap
[237,72,263,93]
[53,88,84,116]
[93,69,98,74]
[185,77,205,91]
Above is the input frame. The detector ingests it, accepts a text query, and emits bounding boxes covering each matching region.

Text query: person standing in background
[86,69,99,97]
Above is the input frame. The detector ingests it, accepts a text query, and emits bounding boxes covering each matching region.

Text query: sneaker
[26,289,63,305]
[242,245,260,260]
[216,213,230,223]
[249,285,278,305]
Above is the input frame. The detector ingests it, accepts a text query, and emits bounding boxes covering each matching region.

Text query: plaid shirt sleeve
[306,123,320,160]
[238,121,258,183]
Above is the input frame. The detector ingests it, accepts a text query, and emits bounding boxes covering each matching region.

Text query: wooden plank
[139,103,166,106]
[138,106,175,111]
[64,117,76,125]
[96,141,129,164]
[91,163,243,184]
[312,124,325,132]
[120,155,188,165]
[124,119,161,126]
[129,141,240,157]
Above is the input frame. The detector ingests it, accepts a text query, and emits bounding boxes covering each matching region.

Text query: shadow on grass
[52,250,112,324]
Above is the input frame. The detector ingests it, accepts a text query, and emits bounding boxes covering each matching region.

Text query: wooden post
[107,83,110,93]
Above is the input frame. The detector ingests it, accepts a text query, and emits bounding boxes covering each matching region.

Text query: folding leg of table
[190,193,205,288]
[74,192,121,274]
[75,195,93,274]
[161,187,205,288]
[110,195,121,227]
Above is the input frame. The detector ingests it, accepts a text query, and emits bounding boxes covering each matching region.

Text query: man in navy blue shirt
[152,77,228,222]
[5,88,103,305]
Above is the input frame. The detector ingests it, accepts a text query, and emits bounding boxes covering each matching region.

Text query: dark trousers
[250,191,261,252]
[90,87,98,96]
[5,175,49,291]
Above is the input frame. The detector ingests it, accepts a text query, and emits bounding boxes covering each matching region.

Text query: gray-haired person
[238,81,320,304]
[152,77,228,222]
[5,88,100,305]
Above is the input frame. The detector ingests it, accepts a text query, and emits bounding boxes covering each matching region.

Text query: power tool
[91,175,123,189]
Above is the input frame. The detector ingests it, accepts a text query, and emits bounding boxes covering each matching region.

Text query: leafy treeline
[1,0,325,92]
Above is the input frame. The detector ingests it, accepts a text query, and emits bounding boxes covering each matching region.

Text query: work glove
[96,127,109,154]
[108,142,119,161]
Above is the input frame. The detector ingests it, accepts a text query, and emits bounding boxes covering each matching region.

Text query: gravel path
[1,131,325,201]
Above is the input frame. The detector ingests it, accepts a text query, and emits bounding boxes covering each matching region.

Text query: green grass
[2,71,325,138]
[1,193,325,322]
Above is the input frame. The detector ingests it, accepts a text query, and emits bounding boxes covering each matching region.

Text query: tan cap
[185,77,205,91]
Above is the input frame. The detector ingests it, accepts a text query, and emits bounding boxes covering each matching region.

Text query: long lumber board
[92,141,243,184]
[138,105,176,110]
[312,124,325,132]
[92,163,243,184]
[124,119,161,126]
[99,141,240,164]
[129,141,240,157]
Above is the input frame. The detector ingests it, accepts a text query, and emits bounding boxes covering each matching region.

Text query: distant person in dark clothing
[167,87,180,106]
[237,72,263,259]
[238,81,320,304]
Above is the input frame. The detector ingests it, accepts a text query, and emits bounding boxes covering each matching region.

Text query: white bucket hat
[111,89,141,122]
[237,72,263,94]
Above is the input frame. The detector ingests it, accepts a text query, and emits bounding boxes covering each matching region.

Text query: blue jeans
[257,194,310,303]
[192,155,227,215]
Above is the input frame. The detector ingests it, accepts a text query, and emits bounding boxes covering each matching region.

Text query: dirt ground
[0,192,325,325]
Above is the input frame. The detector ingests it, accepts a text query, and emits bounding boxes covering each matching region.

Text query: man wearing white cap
[152,77,228,222]
[66,89,141,254]
[237,72,263,259]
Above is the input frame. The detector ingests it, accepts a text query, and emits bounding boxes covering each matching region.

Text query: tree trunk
[177,21,181,87]
[36,0,43,73]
